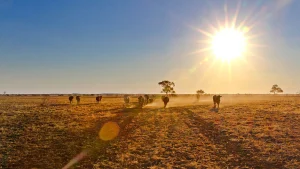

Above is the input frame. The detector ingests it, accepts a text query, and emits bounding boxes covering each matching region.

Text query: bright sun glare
[211,28,246,61]
[189,1,263,69]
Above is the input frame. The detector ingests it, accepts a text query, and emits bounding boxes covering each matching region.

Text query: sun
[188,1,263,66]
[211,28,246,61]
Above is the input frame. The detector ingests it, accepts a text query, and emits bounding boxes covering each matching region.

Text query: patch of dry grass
[1,95,300,168]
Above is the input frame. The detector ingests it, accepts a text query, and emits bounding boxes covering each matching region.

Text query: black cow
[162,96,169,108]
[69,96,74,104]
[96,96,102,103]
[76,96,81,104]
[213,95,222,108]
[138,96,144,108]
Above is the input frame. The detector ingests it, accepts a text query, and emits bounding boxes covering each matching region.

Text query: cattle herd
[137,94,154,108]
[68,96,81,104]
[67,94,222,109]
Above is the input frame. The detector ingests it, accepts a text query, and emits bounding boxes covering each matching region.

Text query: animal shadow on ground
[41,103,102,107]
[184,108,283,168]
[44,103,70,107]
[72,103,101,106]
[210,107,219,113]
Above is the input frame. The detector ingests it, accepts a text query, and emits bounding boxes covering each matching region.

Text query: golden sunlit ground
[1,95,300,168]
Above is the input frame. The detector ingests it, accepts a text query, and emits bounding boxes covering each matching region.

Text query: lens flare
[99,122,120,141]
[62,150,88,169]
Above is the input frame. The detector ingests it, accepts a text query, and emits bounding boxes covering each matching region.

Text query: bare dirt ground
[1,95,300,168]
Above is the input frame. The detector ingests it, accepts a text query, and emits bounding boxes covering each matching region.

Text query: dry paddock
[0,95,300,168]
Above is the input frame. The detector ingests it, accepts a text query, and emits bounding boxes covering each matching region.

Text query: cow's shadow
[210,107,219,112]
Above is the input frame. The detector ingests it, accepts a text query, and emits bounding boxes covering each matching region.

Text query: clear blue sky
[1,0,299,94]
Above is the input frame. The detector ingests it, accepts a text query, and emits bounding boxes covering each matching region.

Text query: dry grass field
[1,95,300,168]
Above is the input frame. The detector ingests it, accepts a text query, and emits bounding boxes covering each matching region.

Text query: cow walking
[149,98,154,103]
[96,96,102,103]
[76,96,81,104]
[144,95,149,105]
[196,94,200,102]
[162,96,169,108]
[124,95,130,104]
[69,96,74,104]
[138,96,144,108]
[213,95,222,108]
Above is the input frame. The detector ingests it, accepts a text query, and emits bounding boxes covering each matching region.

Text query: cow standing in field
[213,95,222,108]
[124,95,130,104]
[161,96,169,108]
[76,96,81,104]
[144,95,149,105]
[148,98,153,103]
[196,94,200,102]
[96,96,102,103]
[69,96,74,104]
[138,96,144,108]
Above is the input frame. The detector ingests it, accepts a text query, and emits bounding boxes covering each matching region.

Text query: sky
[0,0,299,94]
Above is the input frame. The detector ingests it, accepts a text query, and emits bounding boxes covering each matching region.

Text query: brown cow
[124,95,130,104]
[76,96,80,104]
[96,96,102,103]
[213,95,222,108]
[69,96,74,104]
[138,96,144,108]
[161,96,169,108]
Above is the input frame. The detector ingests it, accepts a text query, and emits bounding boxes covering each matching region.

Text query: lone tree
[196,89,205,101]
[158,80,175,95]
[270,84,283,94]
